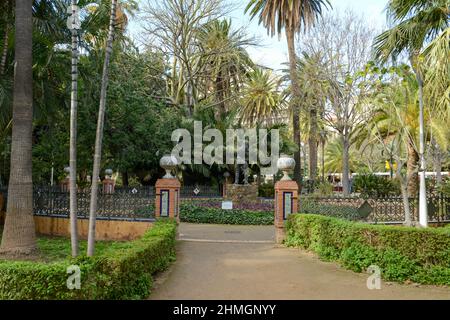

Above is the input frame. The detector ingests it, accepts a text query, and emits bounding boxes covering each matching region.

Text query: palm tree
[324,137,357,176]
[284,52,328,184]
[238,68,285,126]
[0,0,37,255]
[87,0,118,257]
[68,0,80,257]
[197,19,254,120]
[373,0,449,227]
[370,68,421,196]
[245,0,330,186]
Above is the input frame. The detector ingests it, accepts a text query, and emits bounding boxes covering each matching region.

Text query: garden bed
[0,219,177,299]
[180,202,273,225]
[285,214,450,286]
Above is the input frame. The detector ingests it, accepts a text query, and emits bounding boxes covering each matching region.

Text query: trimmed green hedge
[285,214,450,285]
[180,203,273,225]
[0,219,177,299]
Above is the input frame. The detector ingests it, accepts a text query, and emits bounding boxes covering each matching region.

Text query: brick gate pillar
[274,155,298,244]
[155,155,180,222]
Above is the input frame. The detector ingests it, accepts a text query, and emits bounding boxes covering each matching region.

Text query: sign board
[160,190,169,217]
[222,201,233,210]
[283,192,293,220]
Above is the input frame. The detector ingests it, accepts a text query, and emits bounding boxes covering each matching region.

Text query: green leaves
[286,214,450,285]
[180,202,273,225]
[0,220,177,299]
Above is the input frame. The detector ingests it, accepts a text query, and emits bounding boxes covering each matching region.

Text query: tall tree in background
[301,11,375,194]
[245,0,330,186]
[0,0,37,255]
[373,0,449,227]
[68,0,80,257]
[87,0,118,257]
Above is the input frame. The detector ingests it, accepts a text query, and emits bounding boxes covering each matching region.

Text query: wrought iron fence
[33,186,156,221]
[299,195,450,224]
[180,185,222,199]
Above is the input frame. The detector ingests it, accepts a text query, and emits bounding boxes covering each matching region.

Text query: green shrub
[180,203,273,225]
[0,219,177,299]
[258,183,275,198]
[353,174,400,197]
[286,214,450,286]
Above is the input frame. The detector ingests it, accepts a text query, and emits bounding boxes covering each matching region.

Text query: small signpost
[222,201,233,210]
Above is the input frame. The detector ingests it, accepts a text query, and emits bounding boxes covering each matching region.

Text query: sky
[129,0,389,71]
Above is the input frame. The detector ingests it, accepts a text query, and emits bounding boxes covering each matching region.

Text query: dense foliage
[0,220,176,299]
[286,214,450,285]
[353,174,400,197]
[180,202,273,225]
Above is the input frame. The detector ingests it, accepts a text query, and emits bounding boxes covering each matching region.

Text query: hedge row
[0,219,177,299]
[180,203,273,225]
[285,214,450,285]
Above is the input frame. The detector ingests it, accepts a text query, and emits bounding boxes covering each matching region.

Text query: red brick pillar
[103,178,115,194]
[155,178,181,222]
[274,180,298,244]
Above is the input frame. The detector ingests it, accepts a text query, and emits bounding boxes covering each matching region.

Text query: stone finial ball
[105,168,113,176]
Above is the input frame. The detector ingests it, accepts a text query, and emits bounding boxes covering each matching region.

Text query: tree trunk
[286,27,302,187]
[308,106,318,183]
[0,0,37,255]
[69,0,79,257]
[215,70,226,121]
[433,143,442,187]
[0,25,9,75]
[342,135,350,195]
[87,0,117,257]
[406,140,419,197]
[411,53,428,227]
[0,0,10,75]
[122,171,129,187]
[398,169,412,226]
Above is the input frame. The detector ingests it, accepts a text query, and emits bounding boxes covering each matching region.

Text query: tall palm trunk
[69,0,79,257]
[406,140,419,197]
[87,0,117,257]
[0,25,9,75]
[0,0,36,255]
[308,105,318,183]
[0,0,10,75]
[286,27,302,186]
[342,134,351,195]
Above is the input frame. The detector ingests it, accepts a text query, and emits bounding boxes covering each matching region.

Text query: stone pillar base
[155,178,181,222]
[275,227,286,244]
[274,180,299,244]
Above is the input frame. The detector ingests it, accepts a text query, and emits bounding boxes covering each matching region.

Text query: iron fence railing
[180,185,222,199]
[33,186,156,221]
[299,194,450,224]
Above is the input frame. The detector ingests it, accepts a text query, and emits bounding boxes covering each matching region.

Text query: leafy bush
[353,174,400,197]
[286,214,450,285]
[0,219,177,299]
[312,181,334,196]
[180,202,273,225]
[258,183,275,198]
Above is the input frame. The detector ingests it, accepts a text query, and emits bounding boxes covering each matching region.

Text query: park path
[149,223,450,300]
